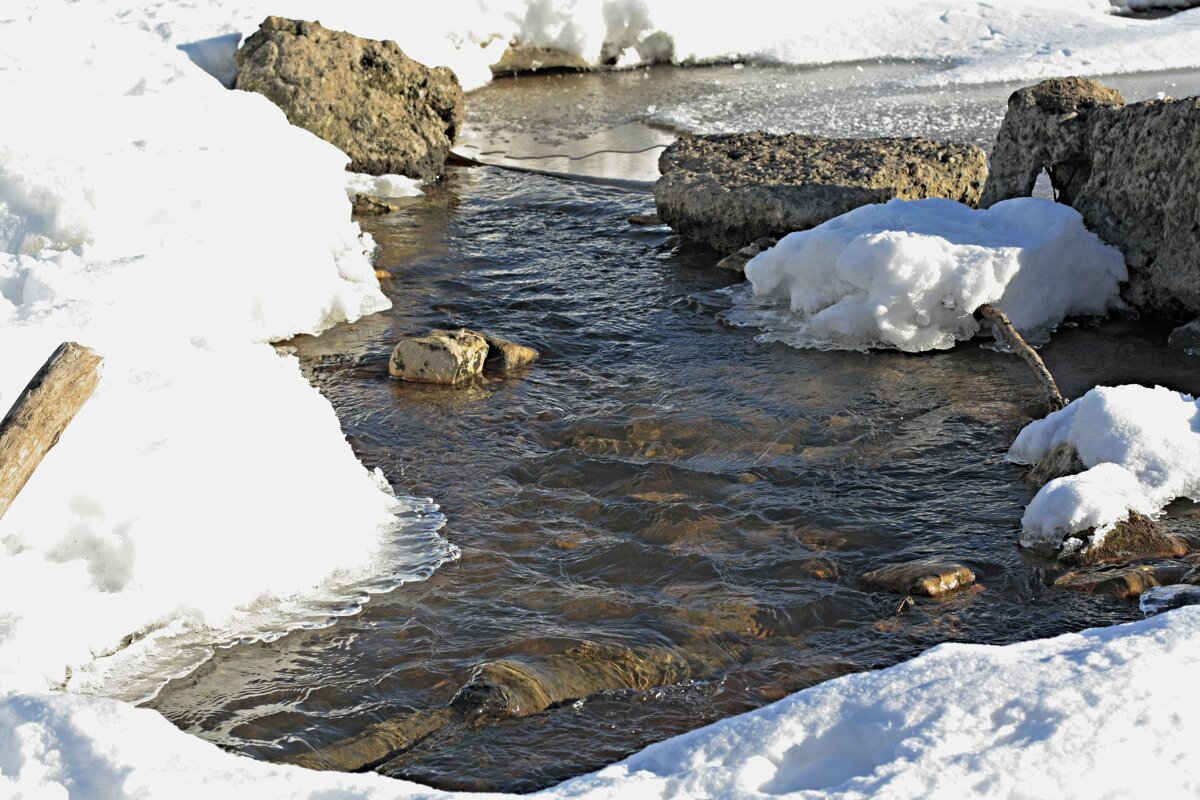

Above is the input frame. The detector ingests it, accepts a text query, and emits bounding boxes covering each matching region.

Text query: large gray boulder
[982,77,1200,316]
[654,132,988,253]
[235,16,464,181]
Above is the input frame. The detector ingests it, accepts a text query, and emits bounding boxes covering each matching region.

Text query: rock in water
[235,16,464,181]
[861,559,977,598]
[654,132,987,253]
[982,77,1200,316]
[389,329,489,384]
[1168,319,1200,353]
[1054,562,1191,599]
[481,333,539,374]
[1140,584,1200,617]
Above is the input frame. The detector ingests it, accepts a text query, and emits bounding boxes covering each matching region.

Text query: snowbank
[0,10,452,701]
[11,0,1200,92]
[1009,385,1200,552]
[5,606,1199,798]
[728,198,1126,352]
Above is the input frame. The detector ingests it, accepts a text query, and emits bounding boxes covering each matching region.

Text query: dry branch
[977,304,1066,412]
[0,342,103,521]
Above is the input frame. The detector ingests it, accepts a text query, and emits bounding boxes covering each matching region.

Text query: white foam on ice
[0,10,454,701]
[4,606,1199,798]
[725,198,1126,353]
[1009,384,1200,553]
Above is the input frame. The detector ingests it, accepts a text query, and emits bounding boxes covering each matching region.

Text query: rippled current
[147,63,1200,792]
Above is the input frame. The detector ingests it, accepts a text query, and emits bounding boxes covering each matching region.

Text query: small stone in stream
[1168,319,1200,354]
[389,329,489,384]
[353,193,400,215]
[481,333,539,373]
[1053,561,1190,599]
[1140,584,1200,616]
[1025,441,1085,487]
[716,236,778,273]
[627,213,663,226]
[861,559,976,598]
[1059,512,1188,566]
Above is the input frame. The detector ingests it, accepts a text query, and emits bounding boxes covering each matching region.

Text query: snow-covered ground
[728,198,1127,352]
[4,1,1200,798]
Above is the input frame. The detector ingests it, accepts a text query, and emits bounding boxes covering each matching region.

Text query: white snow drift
[4,606,1199,799]
[731,198,1127,353]
[1009,384,1200,553]
[0,11,452,701]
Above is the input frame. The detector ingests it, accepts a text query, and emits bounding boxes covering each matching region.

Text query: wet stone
[1053,561,1191,599]
[481,333,539,374]
[1025,441,1085,487]
[1061,513,1189,567]
[715,236,778,273]
[861,559,977,598]
[352,193,400,215]
[1140,584,1200,616]
[389,329,489,385]
[1168,319,1200,354]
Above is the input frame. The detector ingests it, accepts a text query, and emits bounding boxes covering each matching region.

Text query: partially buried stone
[1168,319,1200,354]
[352,193,399,216]
[389,329,489,384]
[1140,584,1200,616]
[1025,441,1085,487]
[654,132,987,254]
[1054,561,1190,599]
[861,559,976,598]
[1058,512,1188,567]
[235,17,464,181]
[481,333,539,374]
[716,236,778,273]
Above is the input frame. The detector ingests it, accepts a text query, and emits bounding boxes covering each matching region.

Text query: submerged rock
[654,132,987,253]
[389,329,489,384]
[982,76,1200,316]
[351,193,400,215]
[491,45,589,76]
[862,559,977,598]
[1053,561,1190,599]
[1140,584,1200,616]
[1168,319,1200,353]
[235,16,464,181]
[716,236,778,273]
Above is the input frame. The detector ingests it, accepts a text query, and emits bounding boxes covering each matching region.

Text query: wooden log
[976,304,1067,412]
[0,342,103,521]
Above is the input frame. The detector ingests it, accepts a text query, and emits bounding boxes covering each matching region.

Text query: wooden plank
[0,342,103,521]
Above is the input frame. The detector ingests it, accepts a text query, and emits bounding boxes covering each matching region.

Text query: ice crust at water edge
[4,606,1200,798]
[1010,385,1200,552]
[11,0,1200,93]
[728,198,1127,353]
[0,12,454,699]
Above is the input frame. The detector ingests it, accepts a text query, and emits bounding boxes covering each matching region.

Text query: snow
[2,1,1200,798]
[345,173,425,201]
[0,10,453,702]
[9,0,1200,92]
[5,606,1200,798]
[728,198,1126,353]
[1009,385,1200,554]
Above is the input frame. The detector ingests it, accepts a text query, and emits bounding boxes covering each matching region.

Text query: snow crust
[344,173,425,201]
[730,198,1126,353]
[0,10,452,700]
[11,0,1200,92]
[1009,385,1200,553]
[5,607,1200,798]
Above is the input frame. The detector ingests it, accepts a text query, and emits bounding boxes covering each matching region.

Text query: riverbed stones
[235,16,464,181]
[982,76,1200,316]
[861,559,977,598]
[654,132,988,253]
[389,329,489,384]
[1053,561,1191,599]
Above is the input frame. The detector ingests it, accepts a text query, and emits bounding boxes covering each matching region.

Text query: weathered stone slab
[654,132,988,253]
[236,17,464,181]
[389,329,488,384]
[862,559,977,598]
[982,76,1200,316]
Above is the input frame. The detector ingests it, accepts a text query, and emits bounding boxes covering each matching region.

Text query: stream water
[147,63,1200,792]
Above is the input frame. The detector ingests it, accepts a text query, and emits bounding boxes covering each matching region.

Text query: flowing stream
[147,62,1200,792]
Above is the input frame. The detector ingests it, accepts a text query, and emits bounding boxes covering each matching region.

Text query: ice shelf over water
[729,198,1127,353]
[1010,385,1200,553]
[4,1,1200,798]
